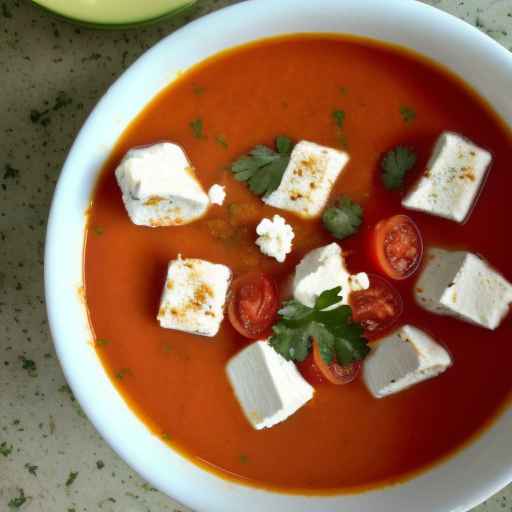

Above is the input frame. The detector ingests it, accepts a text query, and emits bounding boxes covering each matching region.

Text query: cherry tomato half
[373,214,423,280]
[311,339,362,385]
[227,273,280,339]
[350,273,403,339]
[297,351,325,386]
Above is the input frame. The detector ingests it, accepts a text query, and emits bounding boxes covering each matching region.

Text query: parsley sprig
[322,196,363,240]
[381,146,417,190]
[269,287,369,367]
[230,136,293,196]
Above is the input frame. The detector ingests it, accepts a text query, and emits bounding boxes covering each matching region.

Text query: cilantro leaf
[230,136,293,197]
[381,146,417,190]
[314,286,342,310]
[189,118,204,139]
[322,196,363,240]
[268,287,369,368]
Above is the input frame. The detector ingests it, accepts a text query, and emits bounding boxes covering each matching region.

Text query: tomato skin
[227,273,280,339]
[350,273,403,339]
[372,214,423,280]
[297,352,325,385]
[312,339,362,385]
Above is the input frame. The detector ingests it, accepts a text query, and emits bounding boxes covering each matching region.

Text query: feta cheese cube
[255,215,295,263]
[226,340,314,430]
[402,132,491,223]
[115,142,210,227]
[208,184,226,206]
[293,242,370,308]
[415,248,512,330]
[157,256,231,337]
[363,325,452,398]
[263,140,349,218]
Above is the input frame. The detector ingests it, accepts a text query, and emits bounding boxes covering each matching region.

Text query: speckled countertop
[1,0,511,511]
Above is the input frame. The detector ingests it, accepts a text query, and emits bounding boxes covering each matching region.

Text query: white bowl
[44,0,512,511]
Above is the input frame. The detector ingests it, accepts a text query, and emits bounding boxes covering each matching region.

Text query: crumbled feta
[415,248,512,330]
[115,142,210,227]
[157,256,231,337]
[293,242,370,308]
[402,132,491,223]
[255,215,295,263]
[226,340,314,430]
[263,140,349,218]
[208,184,226,206]
[363,325,452,398]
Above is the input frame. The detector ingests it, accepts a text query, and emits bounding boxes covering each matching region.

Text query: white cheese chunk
[157,256,231,337]
[263,140,349,218]
[415,248,512,330]
[208,184,226,206]
[402,132,491,223]
[293,242,370,308]
[363,325,452,398]
[226,340,314,430]
[115,142,210,227]
[255,215,295,263]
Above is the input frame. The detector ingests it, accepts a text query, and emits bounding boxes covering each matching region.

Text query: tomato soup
[84,35,512,493]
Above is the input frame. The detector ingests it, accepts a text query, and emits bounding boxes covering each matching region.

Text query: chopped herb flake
[381,146,417,190]
[215,135,228,149]
[0,441,13,457]
[322,196,363,240]
[230,136,293,197]
[8,489,27,509]
[115,368,130,380]
[192,84,205,96]
[19,356,37,377]
[239,454,249,464]
[96,460,105,470]
[95,338,110,347]
[332,109,345,128]
[189,118,205,139]
[92,226,104,236]
[65,471,79,487]
[24,463,38,476]
[2,3,12,18]
[3,164,20,180]
[400,105,416,124]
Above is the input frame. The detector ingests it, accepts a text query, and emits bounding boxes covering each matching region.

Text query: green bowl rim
[30,0,197,29]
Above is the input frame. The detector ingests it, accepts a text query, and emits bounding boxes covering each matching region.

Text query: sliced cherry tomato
[350,273,403,339]
[373,214,423,280]
[297,351,325,385]
[311,339,361,385]
[227,273,279,339]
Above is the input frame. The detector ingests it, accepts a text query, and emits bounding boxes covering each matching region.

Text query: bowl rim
[31,0,197,29]
[44,1,512,511]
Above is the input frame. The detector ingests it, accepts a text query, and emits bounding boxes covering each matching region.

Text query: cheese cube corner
[415,248,512,330]
[115,142,210,227]
[226,340,314,430]
[363,325,452,398]
[263,140,349,218]
[402,132,491,223]
[157,257,231,337]
[293,242,369,307]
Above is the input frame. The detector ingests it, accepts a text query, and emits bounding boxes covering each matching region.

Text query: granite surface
[1,0,511,511]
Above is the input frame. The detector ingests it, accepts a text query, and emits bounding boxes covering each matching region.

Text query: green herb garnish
[0,442,13,457]
[65,471,78,487]
[322,196,363,240]
[332,109,345,128]
[230,136,293,196]
[24,463,38,476]
[20,356,37,377]
[269,287,369,366]
[400,105,416,124]
[189,118,205,139]
[95,338,109,347]
[215,135,228,149]
[381,146,417,190]
[8,489,27,509]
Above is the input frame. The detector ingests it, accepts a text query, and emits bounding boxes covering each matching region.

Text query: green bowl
[31,0,198,29]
